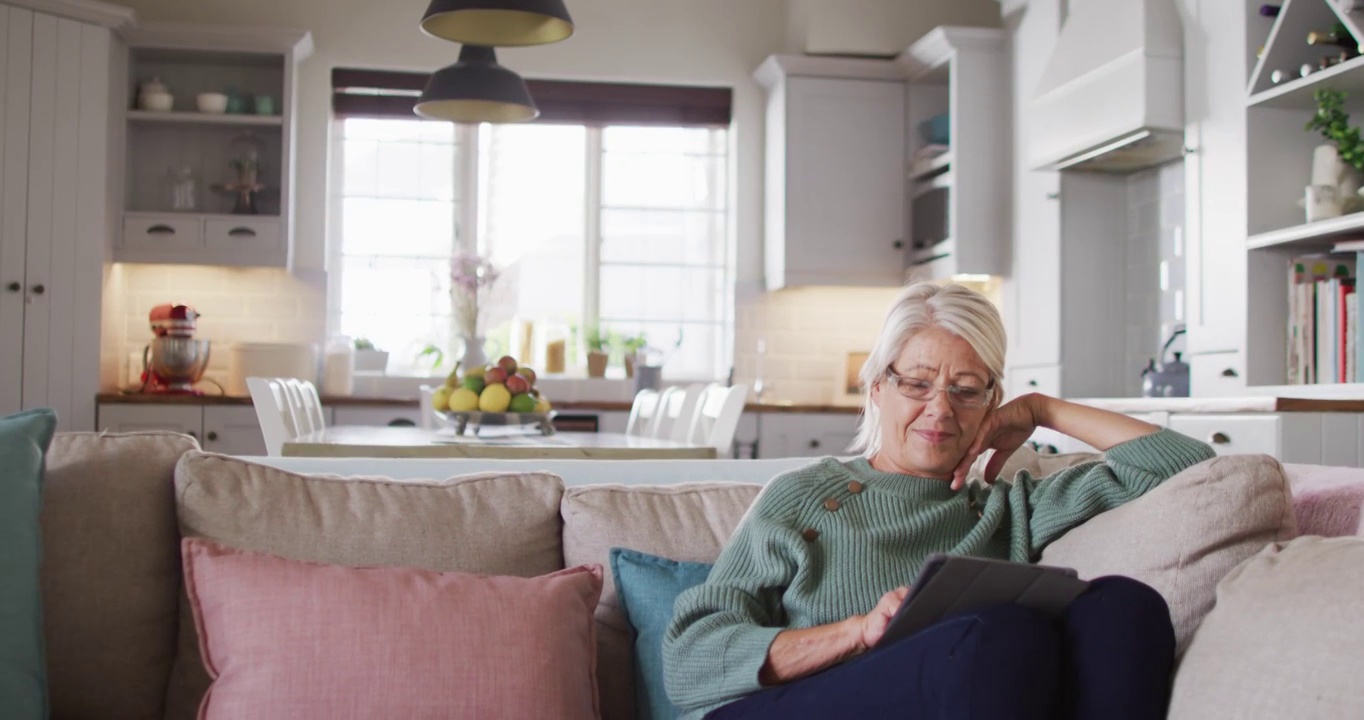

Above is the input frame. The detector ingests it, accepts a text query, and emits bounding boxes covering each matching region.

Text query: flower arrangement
[450,252,500,339]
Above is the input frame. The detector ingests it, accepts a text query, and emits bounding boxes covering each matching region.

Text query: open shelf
[911,171,952,199]
[1247,211,1364,249]
[127,110,283,127]
[1248,52,1364,109]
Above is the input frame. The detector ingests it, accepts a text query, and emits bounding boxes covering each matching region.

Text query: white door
[782,76,907,287]
[97,404,203,441]
[1007,172,1062,368]
[0,6,32,418]
[202,405,270,456]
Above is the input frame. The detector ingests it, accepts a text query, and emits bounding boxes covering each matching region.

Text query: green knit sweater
[662,428,1215,719]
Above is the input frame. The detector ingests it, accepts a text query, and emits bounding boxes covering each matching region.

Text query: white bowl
[139,92,173,112]
[196,93,228,114]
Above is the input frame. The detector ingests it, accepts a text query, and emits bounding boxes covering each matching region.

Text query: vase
[459,335,488,370]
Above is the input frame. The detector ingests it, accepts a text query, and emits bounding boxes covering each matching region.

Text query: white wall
[107,0,1001,403]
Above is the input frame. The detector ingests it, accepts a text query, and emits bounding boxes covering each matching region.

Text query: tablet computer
[876,554,1090,649]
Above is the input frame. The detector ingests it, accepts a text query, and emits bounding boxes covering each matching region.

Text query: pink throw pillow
[181,538,603,720]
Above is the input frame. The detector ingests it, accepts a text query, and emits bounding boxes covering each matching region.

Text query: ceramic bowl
[196,92,229,114]
[139,92,174,112]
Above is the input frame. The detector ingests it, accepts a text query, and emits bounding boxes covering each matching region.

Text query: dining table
[280,425,719,459]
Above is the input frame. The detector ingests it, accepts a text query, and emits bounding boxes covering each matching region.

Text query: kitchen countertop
[95,392,866,415]
[1064,396,1364,413]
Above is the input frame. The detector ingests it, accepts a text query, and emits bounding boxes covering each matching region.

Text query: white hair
[850,282,1007,457]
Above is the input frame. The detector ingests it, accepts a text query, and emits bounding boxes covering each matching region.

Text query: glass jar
[165,166,198,211]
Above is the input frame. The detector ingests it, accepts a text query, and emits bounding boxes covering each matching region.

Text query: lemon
[479,383,512,412]
[509,393,536,414]
[463,366,486,379]
[431,386,453,411]
[448,387,479,412]
[534,397,552,414]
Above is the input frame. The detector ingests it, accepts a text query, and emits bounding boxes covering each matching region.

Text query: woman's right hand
[856,586,910,650]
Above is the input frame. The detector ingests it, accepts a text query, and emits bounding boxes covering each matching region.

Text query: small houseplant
[584,325,608,378]
[1306,88,1364,215]
[353,338,390,374]
[622,332,648,378]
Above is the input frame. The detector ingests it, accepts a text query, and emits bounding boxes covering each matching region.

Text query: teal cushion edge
[0,408,58,720]
[609,547,713,720]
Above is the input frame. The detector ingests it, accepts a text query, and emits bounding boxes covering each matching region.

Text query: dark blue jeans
[705,576,1175,720]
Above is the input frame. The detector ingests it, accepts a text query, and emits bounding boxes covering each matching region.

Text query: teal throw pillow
[0,408,57,719]
[610,547,713,720]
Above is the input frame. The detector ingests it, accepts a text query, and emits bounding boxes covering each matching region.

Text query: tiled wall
[106,264,326,389]
[1126,161,1186,378]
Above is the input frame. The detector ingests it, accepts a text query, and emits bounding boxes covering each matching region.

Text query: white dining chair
[625,388,662,437]
[655,383,707,442]
[687,383,749,456]
[648,386,684,438]
[246,377,297,457]
[281,378,323,437]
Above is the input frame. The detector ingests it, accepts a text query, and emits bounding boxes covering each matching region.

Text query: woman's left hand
[950,393,1048,491]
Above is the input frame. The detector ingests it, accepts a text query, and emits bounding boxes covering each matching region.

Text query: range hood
[1029,0,1184,173]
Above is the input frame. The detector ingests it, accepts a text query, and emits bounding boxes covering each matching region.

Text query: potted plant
[353,338,389,374]
[622,332,648,378]
[1305,88,1364,218]
[585,325,608,378]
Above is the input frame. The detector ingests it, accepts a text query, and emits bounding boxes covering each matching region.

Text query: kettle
[1142,327,1189,398]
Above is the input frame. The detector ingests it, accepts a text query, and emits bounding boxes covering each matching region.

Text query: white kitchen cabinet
[757,412,860,459]
[331,405,423,428]
[114,23,311,268]
[755,56,908,290]
[98,404,203,440]
[1168,413,1363,465]
[201,405,269,455]
[0,4,123,432]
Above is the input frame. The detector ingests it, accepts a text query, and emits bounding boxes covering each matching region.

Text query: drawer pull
[5,281,19,293]
[387,418,416,427]
[1209,432,1230,445]
[1220,368,1238,378]
[206,431,219,441]
[1027,379,1039,387]
[147,224,176,235]
[227,227,258,238]
[808,439,821,449]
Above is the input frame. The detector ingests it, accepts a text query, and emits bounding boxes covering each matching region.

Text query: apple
[516,366,537,386]
[497,355,518,374]
[505,374,530,395]
[484,367,508,385]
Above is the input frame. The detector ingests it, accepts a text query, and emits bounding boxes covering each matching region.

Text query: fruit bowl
[433,409,556,436]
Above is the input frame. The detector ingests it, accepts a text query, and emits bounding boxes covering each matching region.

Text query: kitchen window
[329,72,733,380]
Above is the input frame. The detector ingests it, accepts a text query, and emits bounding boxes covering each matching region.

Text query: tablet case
[876,554,1090,648]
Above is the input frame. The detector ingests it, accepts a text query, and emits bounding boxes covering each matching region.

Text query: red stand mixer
[140,304,212,394]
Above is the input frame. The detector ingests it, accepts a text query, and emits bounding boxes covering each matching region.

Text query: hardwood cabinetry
[114,23,311,268]
[755,56,908,290]
[0,3,124,431]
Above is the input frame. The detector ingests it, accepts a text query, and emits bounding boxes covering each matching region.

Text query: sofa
[32,430,1364,720]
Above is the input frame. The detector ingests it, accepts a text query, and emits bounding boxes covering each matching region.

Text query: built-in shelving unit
[127,109,284,127]
[1243,0,1364,390]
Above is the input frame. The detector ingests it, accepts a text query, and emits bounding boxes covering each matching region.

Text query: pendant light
[420,0,574,47]
[415,44,539,124]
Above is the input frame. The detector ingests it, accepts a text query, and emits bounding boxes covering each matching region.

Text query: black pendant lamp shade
[420,0,574,47]
[415,45,539,124]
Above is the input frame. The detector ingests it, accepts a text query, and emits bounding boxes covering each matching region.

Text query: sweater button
[847,481,864,494]
[824,498,840,512]
[802,528,819,542]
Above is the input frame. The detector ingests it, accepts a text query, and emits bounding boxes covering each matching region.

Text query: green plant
[623,332,648,354]
[584,325,606,353]
[354,337,377,351]
[1307,88,1364,172]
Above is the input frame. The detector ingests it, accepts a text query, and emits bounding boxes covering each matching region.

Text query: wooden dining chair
[625,388,662,437]
[246,377,296,457]
[687,383,749,456]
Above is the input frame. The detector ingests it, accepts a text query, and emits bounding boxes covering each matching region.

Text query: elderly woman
[663,282,1214,720]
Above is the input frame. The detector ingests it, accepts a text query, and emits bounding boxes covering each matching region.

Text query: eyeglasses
[883,367,994,408]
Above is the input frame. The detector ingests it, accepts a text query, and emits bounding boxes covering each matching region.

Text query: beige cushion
[1169,537,1364,719]
[41,431,196,720]
[1041,455,1296,654]
[164,452,566,720]
[562,482,762,720]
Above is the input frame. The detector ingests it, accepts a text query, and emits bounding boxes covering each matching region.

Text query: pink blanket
[1284,463,1364,537]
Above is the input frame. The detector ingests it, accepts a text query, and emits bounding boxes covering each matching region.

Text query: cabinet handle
[5,282,19,293]
[808,439,821,449]
[147,224,175,235]
[227,227,257,238]
[1220,368,1238,378]
[1046,192,1060,200]
[1043,444,1059,454]
[30,284,44,295]
[187,430,198,440]
[387,418,416,427]
[1027,379,1039,387]
[912,239,926,250]
[206,431,219,441]
[1208,432,1230,445]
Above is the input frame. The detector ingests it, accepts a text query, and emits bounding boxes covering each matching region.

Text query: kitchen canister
[321,336,356,396]
[227,342,318,397]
